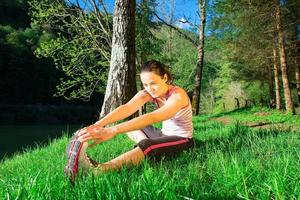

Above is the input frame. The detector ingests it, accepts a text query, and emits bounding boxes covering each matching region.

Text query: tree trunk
[259,81,265,106]
[294,40,300,105]
[272,41,281,110]
[235,98,240,109]
[167,0,174,59]
[192,0,206,115]
[139,51,147,115]
[274,1,294,113]
[296,59,300,106]
[267,63,275,108]
[100,0,137,117]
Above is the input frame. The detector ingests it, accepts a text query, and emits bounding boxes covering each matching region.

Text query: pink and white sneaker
[64,135,83,185]
[64,135,99,185]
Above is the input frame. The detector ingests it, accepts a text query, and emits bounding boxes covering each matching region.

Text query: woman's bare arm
[77,89,189,143]
[111,90,188,134]
[95,90,152,127]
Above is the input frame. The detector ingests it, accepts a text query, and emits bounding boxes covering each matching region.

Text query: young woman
[75,60,194,174]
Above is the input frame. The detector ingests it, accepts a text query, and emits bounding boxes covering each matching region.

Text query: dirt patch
[254,112,270,116]
[211,116,300,131]
[211,117,232,125]
[251,123,300,132]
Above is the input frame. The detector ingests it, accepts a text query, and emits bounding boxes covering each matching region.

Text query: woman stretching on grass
[73,60,194,175]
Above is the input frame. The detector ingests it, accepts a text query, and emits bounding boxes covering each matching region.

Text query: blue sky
[72,0,201,30]
[153,0,200,29]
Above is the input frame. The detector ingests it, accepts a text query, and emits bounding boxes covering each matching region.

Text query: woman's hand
[76,124,117,146]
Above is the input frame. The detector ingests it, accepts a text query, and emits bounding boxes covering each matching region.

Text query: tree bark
[274,1,294,113]
[273,40,281,110]
[192,0,206,115]
[267,63,275,108]
[167,0,174,59]
[139,50,147,115]
[100,0,137,117]
[259,81,265,106]
[294,40,300,105]
[235,98,240,109]
[296,61,300,106]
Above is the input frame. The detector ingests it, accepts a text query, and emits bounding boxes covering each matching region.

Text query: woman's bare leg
[79,130,147,175]
[92,147,145,175]
[126,130,147,143]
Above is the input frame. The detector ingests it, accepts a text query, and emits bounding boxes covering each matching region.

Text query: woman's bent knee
[126,130,147,143]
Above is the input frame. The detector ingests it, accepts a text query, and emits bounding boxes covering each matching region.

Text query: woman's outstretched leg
[92,147,145,174]
[78,130,146,175]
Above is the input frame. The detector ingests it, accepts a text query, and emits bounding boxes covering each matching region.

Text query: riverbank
[0,123,82,161]
[0,104,101,124]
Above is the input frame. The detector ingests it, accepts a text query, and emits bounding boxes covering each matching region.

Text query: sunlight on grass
[0,107,299,199]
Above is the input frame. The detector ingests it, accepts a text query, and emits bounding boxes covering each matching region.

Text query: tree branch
[153,11,198,47]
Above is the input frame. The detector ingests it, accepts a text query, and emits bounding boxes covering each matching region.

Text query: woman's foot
[77,142,102,175]
[77,142,90,174]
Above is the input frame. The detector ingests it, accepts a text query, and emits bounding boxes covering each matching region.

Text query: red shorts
[137,125,194,159]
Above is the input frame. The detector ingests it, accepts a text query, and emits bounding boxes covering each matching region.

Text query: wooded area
[1,0,299,117]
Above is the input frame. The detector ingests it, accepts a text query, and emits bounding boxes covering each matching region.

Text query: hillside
[0,107,299,199]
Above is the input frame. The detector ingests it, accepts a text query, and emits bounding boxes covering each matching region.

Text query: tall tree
[209,0,299,111]
[273,38,282,109]
[167,0,175,60]
[295,40,300,104]
[286,0,300,105]
[153,0,207,115]
[274,0,295,113]
[268,60,275,107]
[191,0,206,115]
[100,0,137,117]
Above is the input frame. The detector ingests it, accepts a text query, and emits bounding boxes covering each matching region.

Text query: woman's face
[140,71,168,98]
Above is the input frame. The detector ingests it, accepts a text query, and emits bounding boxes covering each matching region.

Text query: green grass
[212,107,300,126]
[1,107,300,199]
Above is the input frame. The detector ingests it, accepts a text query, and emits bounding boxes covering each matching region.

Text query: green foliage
[29,0,111,101]
[0,11,61,104]
[0,0,31,28]
[136,1,163,66]
[0,24,40,52]
[171,32,198,92]
[153,26,198,91]
[201,1,272,112]
[206,0,300,112]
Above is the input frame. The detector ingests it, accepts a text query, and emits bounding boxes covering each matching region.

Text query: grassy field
[0,107,299,199]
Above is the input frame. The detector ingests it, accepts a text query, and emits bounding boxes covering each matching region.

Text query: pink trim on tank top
[153,85,177,108]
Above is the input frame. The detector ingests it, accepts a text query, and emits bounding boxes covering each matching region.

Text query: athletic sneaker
[64,135,83,185]
[65,135,99,185]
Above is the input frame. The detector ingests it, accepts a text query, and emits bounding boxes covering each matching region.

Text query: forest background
[0,0,299,125]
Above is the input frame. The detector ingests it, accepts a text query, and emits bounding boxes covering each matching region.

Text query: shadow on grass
[198,122,282,146]
[160,122,286,166]
[209,107,254,118]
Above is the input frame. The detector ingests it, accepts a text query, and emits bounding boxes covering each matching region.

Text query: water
[0,124,84,161]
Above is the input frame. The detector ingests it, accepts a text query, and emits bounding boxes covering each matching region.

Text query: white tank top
[151,86,193,138]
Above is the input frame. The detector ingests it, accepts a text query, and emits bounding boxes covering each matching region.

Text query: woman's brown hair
[141,60,172,83]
